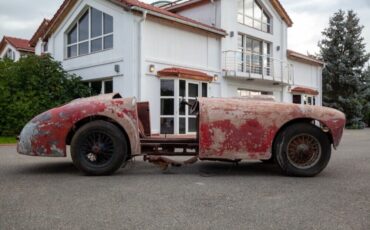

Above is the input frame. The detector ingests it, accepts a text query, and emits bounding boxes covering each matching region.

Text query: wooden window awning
[291,87,319,96]
[157,67,214,82]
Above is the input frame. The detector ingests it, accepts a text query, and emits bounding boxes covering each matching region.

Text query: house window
[85,79,113,95]
[160,80,175,134]
[42,42,48,53]
[237,89,273,97]
[293,94,316,105]
[160,79,208,134]
[292,94,301,104]
[237,34,271,75]
[5,49,15,60]
[237,0,271,33]
[66,7,113,58]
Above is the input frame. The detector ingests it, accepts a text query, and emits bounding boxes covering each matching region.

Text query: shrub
[0,55,90,136]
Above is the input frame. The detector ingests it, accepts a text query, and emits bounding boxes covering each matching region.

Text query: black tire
[71,120,128,176]
[274,123,331,177]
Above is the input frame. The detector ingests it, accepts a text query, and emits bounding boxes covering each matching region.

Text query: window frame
[292,94,316,106]
[237,88,273,97]
[237,0,273,33]
[160,79,208,135]
[237,33,272,75]
[85,78,113,95]
[6,48,15,60]
[65,6,114,59]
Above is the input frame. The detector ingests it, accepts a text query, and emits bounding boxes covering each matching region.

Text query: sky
[0,0,369,55]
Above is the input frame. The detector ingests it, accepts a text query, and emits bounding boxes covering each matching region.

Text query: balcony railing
[222,50,294,84]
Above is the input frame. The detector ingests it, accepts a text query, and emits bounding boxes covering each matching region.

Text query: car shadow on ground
[15,160,282,177]
[16,162,79,175]
[121,160,283,177]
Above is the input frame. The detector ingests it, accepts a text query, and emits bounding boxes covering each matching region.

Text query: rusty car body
[17,93,345,176]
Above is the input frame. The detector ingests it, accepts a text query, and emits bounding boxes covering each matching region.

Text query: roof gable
[41,0,226,42]
[166,0,293,27]
[30,19,51,47]
[287,50,325,67]
[0,36,34,54]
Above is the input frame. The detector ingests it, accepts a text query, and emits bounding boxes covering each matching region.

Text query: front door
[160,79,208,134]
[179,80,199,134]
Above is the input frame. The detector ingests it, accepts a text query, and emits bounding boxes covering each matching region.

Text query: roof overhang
[129,5,227,36]
[167,0,293,27]
[30,19,51,47]
[291,87,319,96]
[287,50,325,67]
[157,67,214,82]
[0,36,34,54]
[166,0,209,12]
[41,0,226,43]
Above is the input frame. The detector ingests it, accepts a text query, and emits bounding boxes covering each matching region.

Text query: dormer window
[66,7,113,58]
[42,42,48,53]
[237,0,271,33]
[5,49,15,60]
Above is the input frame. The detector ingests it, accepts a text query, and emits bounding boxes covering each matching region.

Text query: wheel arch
[271,117,334,158]
[66,115,132,158]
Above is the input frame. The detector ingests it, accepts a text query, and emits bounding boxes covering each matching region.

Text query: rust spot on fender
[198,98,345,160]
[17,94,140,157]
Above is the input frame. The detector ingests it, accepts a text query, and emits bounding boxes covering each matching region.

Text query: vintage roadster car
[17,93,345,177]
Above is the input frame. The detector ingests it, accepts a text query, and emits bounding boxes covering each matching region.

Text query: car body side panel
[198,98,345,160]
[17,96,140,157]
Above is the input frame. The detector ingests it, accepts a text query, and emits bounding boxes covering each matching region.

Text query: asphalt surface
[0,129,369,230]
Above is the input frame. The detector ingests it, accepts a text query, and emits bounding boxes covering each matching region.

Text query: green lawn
[0,137,17,144]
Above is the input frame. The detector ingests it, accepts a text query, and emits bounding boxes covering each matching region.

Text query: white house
[0,36,34,61]
[31,0,324,134]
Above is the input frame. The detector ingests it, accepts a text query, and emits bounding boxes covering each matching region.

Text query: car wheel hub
[287,134,322,169]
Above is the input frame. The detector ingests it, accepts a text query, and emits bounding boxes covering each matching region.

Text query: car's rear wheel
[274,123,331,177]
[71,120,128,176]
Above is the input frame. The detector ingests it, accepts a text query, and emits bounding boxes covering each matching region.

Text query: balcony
[222,50,294,85]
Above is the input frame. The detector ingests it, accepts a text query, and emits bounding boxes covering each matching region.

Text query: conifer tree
[319,10,370,128]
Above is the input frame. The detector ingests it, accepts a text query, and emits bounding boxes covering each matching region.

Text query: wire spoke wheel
[286,134,322,169]
[71,120,128,176]
[80,131,115,166]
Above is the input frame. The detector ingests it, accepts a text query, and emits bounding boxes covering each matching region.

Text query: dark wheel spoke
[286,134,322,169]
[79,131,115,166]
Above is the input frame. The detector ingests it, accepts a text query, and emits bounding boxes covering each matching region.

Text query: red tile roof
[158,67,214,82]
[287,50,325,66]
[42,0,226,41]
[291,87,319,96]
[30,19,51,47]
[167,0,293,27]
[0,36,34,54]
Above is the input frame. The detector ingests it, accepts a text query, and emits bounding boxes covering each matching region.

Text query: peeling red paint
[198,98,346,160]
[18,94,345,165]
[18,94,140,157]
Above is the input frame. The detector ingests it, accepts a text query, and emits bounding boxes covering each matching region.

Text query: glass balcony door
[160,79,207,135]
[237,34,271,76]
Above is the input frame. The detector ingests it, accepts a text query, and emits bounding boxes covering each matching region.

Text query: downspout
[133,7,147,101]
[280,18,285,102]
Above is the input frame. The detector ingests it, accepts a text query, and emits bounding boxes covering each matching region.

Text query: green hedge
[0,55,90,136]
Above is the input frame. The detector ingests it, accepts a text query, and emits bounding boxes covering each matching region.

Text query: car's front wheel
[71,120,128,176]
[274,123,331,177]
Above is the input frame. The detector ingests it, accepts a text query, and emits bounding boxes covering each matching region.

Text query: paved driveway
[0,129,369,230]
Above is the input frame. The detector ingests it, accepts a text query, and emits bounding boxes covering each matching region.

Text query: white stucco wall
[141,18,222,133]
[34,40,43,56]
[289,59,323,106]
[46,0,223,133]
[0,43,21,61]
[43,0,323,134]
[176,0,291,100]
[48,0,139,99]
[176,1,218,27]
